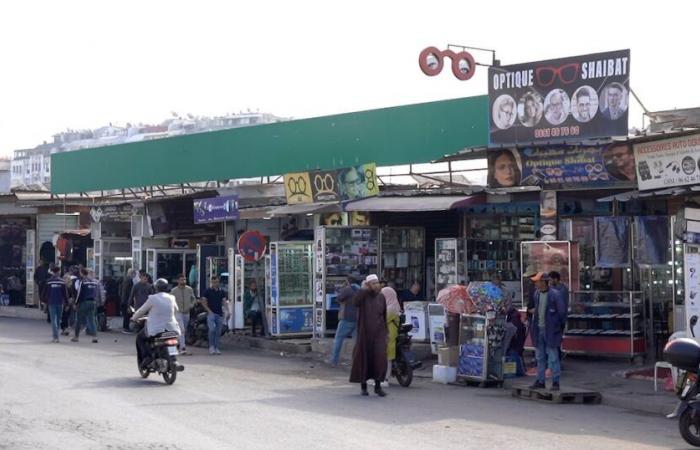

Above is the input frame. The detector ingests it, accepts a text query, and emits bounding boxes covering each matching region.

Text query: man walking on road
[42,266,69,343]
[171,274,196,354]
[120,269,135,333]
[71,268,100,343]
[527,272,566,391]
[329,275,360,366]
[201,276,227,355]
[349,274,388,397]
[130,270,154,311]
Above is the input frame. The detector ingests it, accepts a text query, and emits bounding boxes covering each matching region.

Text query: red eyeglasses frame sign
[535,63,580,87]
[419,46,476,81]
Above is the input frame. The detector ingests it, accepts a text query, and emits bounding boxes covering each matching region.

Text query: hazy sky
[0,0,697,156]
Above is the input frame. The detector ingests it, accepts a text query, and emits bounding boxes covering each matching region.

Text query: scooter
[663,337,700,447]
[185,303,229,347]
[391,315,423,387]
[133,319,184,385]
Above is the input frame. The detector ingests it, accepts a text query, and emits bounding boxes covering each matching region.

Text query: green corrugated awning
[51,95,488,194]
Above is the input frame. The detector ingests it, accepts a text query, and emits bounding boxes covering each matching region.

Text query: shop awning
[269,202,342,217]
[237,206,279,220]
[597,187,691,202]
[343,194,484,212]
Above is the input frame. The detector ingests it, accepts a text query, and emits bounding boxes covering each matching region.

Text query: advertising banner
[634,134,700,190]
[488,49,630,145]
[279,307,314,334]
[685,245,700,342]
[284,163,379,204]
[487,144,636,189]
[193,195,239,224]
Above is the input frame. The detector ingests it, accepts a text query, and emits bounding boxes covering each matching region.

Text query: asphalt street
[0,318,688,449]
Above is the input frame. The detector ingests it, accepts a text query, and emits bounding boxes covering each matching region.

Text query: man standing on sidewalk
[130,271,154,311]
[201,276,227,355]
[119,269,135,333]
[171,274,196,354]
[43,266,69,343]
[527,272,566,391]
[71,268,100,343]
[329,276,360,366]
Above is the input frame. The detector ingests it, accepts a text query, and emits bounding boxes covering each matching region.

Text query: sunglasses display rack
[379,227,425,291]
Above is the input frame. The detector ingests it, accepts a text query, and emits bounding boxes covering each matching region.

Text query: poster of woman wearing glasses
[488,49,630,146]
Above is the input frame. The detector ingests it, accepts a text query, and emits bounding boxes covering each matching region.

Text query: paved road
[0,318,687,449]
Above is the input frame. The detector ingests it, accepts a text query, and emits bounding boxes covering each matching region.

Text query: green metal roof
[51,95,488,194]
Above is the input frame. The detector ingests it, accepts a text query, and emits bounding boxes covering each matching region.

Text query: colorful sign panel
[634,134,700,190]
[487,144,636,189]
[284,163,379,204]
[488,49,630,145]
[193,195,239,224]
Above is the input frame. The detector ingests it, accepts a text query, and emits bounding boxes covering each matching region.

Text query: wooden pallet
[452,376,504,388]
[512,385,602,404]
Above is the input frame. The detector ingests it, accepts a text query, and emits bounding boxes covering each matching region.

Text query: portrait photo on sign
[487,149,522,188]
[602,143,636,181]
[571,86,599,123]
[543,89,570,125]
[518,90,544,127]
[492,94,517,130]
[599,82,629,120]
[339,166,367,200]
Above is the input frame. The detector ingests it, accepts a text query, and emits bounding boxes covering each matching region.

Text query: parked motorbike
[133,319,184,385]
[391,315,423,387]
[185,303,229,347]
[663,337,700,447]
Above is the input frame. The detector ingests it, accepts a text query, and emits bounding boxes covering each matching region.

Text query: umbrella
[466,281,507,314]
[436,285,475,315]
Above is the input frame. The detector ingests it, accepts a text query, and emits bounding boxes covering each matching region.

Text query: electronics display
[380,227,425,291]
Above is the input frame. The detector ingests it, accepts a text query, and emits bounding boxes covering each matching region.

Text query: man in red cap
[527,272,566,391]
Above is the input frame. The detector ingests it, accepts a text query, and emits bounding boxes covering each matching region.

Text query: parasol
[436,285,475,315]
[466,281,507,314]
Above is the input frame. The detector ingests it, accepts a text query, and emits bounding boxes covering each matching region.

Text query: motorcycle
[663,337,700,447]
[391,315,423,387]
[185,302,229,347]
[133,319,184,385]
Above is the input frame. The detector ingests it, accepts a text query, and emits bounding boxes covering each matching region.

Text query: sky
[0,0,698,156]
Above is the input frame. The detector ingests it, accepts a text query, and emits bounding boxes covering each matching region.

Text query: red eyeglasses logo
[535,63,580,87]
[419,46,476,81]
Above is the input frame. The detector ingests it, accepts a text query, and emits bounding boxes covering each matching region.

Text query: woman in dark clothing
[349,275,388,397]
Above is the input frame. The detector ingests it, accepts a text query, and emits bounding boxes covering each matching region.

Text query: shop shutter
[37,214,79,246]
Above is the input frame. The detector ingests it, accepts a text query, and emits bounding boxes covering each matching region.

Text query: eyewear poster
[684,248,700,342]
[284,162,379,204]
[488,49,630,145]
[487,144,636,189]
[634,134,700,190]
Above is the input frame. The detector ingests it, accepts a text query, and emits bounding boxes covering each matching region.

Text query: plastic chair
[654,331,687,392]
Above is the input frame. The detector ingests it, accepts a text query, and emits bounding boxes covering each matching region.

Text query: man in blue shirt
[42,266,69,343]
[71,268,100,343]
[329,276,361,366]
[202,276,228,355]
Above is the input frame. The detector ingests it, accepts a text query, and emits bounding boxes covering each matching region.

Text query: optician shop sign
[193,195,239,224]
[634,134,700,190]
[488,49,630,145]
[284,162,379,205]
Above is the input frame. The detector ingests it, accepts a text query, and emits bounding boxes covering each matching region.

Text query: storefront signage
[634,134,700,190]
[418,46,476,81]
[488,49,630,145]
[90,204,133,223]
[284,163,379,205]
[487,144,636,189]
[279,307,314,334]
[237,230,267,263]
[193,195,239,224]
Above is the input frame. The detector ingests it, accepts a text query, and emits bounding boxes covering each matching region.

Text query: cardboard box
[437,346,460,367]
[433,364,457,384]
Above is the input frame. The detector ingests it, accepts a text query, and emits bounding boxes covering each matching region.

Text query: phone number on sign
[534,126,581,139]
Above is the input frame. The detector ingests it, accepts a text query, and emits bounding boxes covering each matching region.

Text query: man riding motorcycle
[131,278,181,369]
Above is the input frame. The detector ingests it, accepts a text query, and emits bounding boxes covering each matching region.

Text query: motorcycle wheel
[162,357,177,385]
[394,358,413,387]
[138,360,149,379]
[680,408,700,447]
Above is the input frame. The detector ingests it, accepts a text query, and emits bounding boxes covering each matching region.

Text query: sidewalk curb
[222,333,312,355]
[0,306,45,321]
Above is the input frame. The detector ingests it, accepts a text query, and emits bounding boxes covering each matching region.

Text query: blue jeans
[207,313,223,350]
[48,304,63,339]
[535,332,560,383]
[331,320,357,365]
[75,300,97,338]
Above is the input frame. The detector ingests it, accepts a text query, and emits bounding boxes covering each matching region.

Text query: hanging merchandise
[634,216,670,266]
[595,217,630,268]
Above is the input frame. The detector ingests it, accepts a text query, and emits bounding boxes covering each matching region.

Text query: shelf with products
[267,241,314,337]
[435,238,466,295]
[380,227,425,291]
[563,291,646,358]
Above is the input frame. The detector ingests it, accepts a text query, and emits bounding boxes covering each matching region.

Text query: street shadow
[72,376,172,390]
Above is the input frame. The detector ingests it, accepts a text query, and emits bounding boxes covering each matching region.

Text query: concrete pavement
[0,317,687,449]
